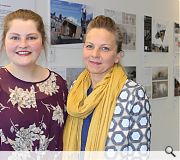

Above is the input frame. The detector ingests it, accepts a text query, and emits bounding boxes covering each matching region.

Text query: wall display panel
[104,9,136,51]
[50,0,93,45]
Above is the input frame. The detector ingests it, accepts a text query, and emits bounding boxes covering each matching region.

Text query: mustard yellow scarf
[63,64,127,150]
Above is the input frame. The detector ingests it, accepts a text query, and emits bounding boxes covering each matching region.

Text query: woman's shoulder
[123,79,146,91]
[119,79,148,100]
[49,69,68,90]
[49,70,66,82]
[0,67,11,81]
[0,67,7,74]
[124,79,143,88]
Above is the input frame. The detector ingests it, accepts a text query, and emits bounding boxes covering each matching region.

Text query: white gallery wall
[0,0,179,150]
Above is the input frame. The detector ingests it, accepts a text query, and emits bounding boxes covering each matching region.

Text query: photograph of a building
[50,0,93,45]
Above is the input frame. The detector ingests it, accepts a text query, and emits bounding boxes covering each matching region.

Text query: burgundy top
[0,68,68,151]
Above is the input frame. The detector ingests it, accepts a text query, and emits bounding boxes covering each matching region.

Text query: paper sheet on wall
[144,67,152,99]
[0,0,35,31]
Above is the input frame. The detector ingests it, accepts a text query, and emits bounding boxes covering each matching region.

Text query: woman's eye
[27,36,37,40]
[10,36,19,40]
[101,47,110,52]
[85,44,94,49]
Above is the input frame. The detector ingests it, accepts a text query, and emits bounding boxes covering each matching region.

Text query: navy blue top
[81,87,93,151]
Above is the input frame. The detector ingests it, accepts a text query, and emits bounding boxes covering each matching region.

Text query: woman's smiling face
[5,19,43,67]
[83,28,120,79]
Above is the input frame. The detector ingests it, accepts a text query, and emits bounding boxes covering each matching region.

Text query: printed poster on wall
[50,0,93,45]
[144,16,169,53]
[104,9,136,51]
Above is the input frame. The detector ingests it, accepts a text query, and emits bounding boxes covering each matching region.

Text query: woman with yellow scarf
[64,15,151,151]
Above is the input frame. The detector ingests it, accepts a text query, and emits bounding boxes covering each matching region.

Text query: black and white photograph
[144,16,152,52]
[152,19,169,52]
[152,67,168,81]
[144,16,169,52]
[152,67,168,99]
[152,81,168,99]
[125,66,136,81]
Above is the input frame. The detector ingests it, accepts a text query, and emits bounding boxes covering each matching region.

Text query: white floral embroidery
[39,135,54,151]
[0,129,7,144]
[8,86,36,113]
[42,102,64,126]
[0,103,10,112]
[2,118,54,151]
[36,73,59,96]
[52,105,64,126]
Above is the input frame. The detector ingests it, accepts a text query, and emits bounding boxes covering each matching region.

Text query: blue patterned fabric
[105,79,151,151]
[80,79,151,151]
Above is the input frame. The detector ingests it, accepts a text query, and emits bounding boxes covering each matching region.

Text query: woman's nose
[91,48,100,57]
[19,39,28,48]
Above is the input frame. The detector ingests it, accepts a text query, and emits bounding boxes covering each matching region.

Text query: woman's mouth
[89,60,101,65]
[16,51,31,55]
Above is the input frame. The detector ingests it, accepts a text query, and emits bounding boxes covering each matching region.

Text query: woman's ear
[115,51,124,63]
